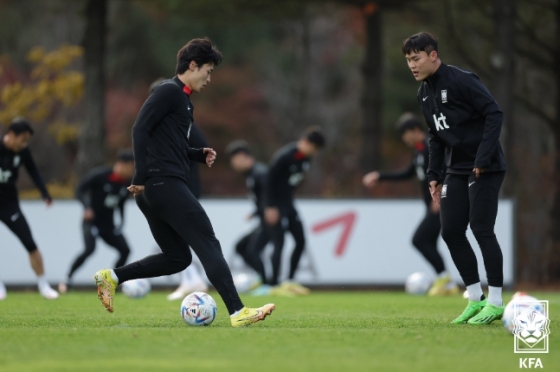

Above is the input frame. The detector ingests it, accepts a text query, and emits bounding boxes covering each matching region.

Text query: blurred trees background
[0,0,558,284]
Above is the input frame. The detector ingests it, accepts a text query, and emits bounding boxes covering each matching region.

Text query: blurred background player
[264,126,325,295]
[166,122,210,300]
[0,118,58,300]
[225,140,269,290]
[58,150,135,293]
[362,113,459,296]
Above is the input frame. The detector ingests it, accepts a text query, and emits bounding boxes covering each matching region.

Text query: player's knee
[470,223,494,240]
[411,234,423,249]
[440,225,463,244]
[173,252,192,272]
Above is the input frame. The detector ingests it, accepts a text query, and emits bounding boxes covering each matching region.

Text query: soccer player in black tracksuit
[264,127,325,294]
[225,140,269,285]
[363,113,459,296]
[403,32,507,324]
[58,151,135,293]
[93,38,274,327]
[0,119,58,300]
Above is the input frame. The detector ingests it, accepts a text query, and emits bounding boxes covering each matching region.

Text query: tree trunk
[493,0,516,196]
[360,6,383,172]
[77,0,106,177]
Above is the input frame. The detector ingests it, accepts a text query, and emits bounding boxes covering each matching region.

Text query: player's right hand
[362,171,380,188]
[127,185,145,196]
[429,181,442,205]
[265,207,280,225]
[83,208,95,220]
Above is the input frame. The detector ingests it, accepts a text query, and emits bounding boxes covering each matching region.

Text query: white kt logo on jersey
[433,113,449,131]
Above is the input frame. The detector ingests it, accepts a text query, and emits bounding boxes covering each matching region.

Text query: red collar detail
[109,172,129,184]
[294,150,306,160]
[183,85,192,95]
[415,142,425,151]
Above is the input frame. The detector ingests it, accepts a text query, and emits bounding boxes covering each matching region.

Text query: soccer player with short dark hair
[0,119,58,300]
[403,32,507,324]
[264,126,325,295]
[225,140,269,285]
[93,38,274,327]
[58,151,135,293]
[363,113,458,296]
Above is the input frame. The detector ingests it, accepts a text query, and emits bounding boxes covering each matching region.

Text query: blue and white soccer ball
[181,292,217,326]
[121,278,151,298]
[405,272,432,295]
[502,293,543,334]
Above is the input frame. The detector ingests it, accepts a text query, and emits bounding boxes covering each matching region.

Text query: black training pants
[268,205,305,286]
[67,221,130,280]
[0,202,37,253]
[439,172,505,287]
[235,224,268,283]
[113,177,243,314]
[412,210,445,274]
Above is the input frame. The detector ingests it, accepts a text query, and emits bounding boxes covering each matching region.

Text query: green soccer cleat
[93,269,118,313]
[451,299,487,324]
[467,302,505,325]
[230,304,275,327]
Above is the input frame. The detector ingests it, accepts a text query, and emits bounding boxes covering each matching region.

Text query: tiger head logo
[512,307,550,347]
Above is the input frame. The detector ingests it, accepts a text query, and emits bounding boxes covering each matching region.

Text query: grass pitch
[0,290,558,371]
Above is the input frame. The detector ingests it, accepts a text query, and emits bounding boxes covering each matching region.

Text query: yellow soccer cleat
[428,274,459,296]
[93,269,118,313]
[230,304,275,328]
[282,281,311,295]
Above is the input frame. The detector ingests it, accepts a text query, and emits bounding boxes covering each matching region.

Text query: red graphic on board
[311,211,357,257]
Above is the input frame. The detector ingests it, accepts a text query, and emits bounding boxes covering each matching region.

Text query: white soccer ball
[405,272,432,295]
[233,272,261,293]
[121,278,151,298]
[503,294,543,334]
[181,292,217,326]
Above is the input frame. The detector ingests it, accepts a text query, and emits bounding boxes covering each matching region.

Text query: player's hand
[265,207,280,226]
[362,171,380,188]
[44,198,53,207]
[429,181,442,205]
[83,208,95,221]
[204,148,217,168]
[127,185,145,196]
[430,200,440,214]
[473,167,485,178]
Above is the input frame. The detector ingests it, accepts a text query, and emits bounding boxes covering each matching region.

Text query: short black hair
[176,38,222,74]
[402,32,438,55]
[116,149,134,163]
[8,118,34,135]
[302,126,326,148]
[225,140,251,157]
[396,113,424,134]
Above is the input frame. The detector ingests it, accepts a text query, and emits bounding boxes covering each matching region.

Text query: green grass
[0,291,559,372]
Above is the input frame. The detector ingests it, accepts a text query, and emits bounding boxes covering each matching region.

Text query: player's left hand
[127,185,145,196]
[429,181,442,205]
[204,148,217,168]
[473,167,485,178]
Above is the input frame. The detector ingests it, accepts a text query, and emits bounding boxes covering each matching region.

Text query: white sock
[110,270,119,284]
[230,309,243,317]
[466,282,484,301]
[37,275,49,289]
[487,286,503,306]
[180,269,190,286]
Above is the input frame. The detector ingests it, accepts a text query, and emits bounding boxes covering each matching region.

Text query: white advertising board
[0,199,514,286]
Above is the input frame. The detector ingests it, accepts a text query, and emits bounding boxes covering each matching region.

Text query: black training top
[0,141,51,204]
[417,63,506,184]
[132,76,207,186]
[378,139,432,208]
[76,166,130,228]
[245,161,268,218]
[265,142,310,208]
[186,124,208,199]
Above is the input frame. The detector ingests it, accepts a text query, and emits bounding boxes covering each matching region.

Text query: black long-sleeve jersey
[76,167,130,229]
[418,63,506,184]
[131,76,207,186]
[378,139,432,208]
[245,161,267,218]
[265,143,310,208]
[186,124,208,199]
[0,141,51,204]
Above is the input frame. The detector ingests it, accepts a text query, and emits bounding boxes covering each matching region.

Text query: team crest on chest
[13,155,20,167]
[441,90,448,103]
